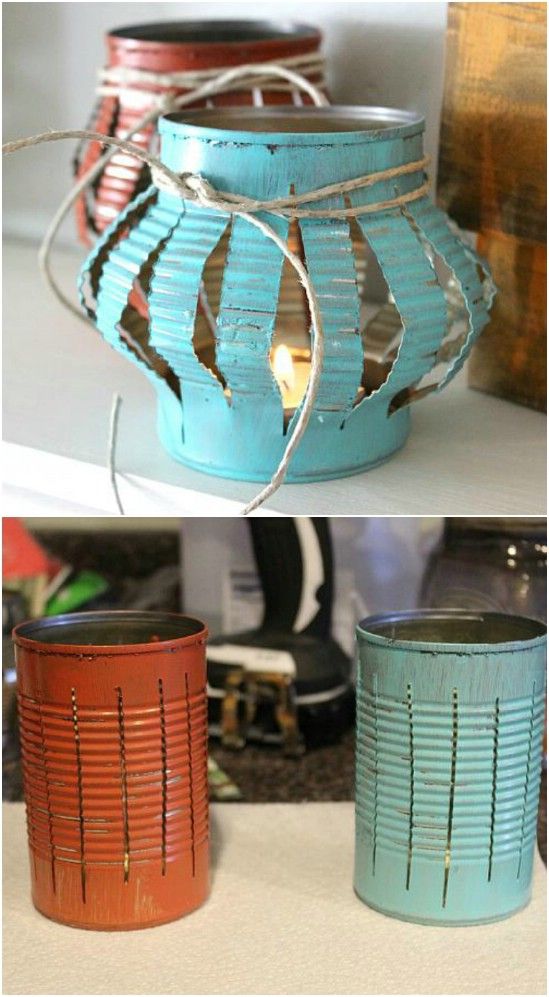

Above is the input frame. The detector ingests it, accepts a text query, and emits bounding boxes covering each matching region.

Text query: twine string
[3,92,430,515]
[97,51,326,98]
[108,393,124,515]
[92,59,327,340]
[39,61,329,322]
[151,157,430,217]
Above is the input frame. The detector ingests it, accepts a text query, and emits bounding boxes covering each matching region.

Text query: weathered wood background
[437,2,546,411]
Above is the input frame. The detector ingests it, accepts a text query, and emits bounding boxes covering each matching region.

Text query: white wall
[3,1,448,244]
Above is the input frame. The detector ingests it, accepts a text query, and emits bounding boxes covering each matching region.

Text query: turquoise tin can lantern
[355,610,546,925]
[79,106,494,489]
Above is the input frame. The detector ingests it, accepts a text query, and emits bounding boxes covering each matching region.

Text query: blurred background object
[181,518,443,655]
[207,519,353,756]
[421,518,547,621]
[3,518,62,617]
[2,518,182,800]
[437,1,547,411]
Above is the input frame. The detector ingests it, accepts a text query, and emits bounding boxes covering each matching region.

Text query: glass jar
[421,518,547,622]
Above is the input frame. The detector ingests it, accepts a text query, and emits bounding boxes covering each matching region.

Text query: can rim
[356,608,547,652]
[159,106,424,146]
[108,20,321,45]
[12,610,208,655]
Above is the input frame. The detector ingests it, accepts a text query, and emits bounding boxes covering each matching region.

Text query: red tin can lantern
[13,611,208,931]
[74,20,325,244]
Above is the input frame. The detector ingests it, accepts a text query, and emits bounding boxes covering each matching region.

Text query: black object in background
[208,518,354,753]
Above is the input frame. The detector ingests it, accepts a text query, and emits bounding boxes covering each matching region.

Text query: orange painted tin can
[74,20,324,243]
[13,611,209,931]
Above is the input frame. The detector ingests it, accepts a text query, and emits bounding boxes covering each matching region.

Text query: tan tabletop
[3,801,546,995]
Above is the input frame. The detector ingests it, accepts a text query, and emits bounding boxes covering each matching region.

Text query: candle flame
[273,344,296,390]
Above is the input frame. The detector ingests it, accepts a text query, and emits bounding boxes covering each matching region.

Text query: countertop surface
[3,239,547,516]
[3,801,547,996]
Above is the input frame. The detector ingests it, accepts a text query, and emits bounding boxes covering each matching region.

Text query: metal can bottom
[170,440,408,484]
[29,845,210,931]
[158,396,411,484]
[353,887,532,927]
[32,891,210,932]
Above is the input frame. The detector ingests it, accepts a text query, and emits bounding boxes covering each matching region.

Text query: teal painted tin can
[355,610,546,925]
[80,106,494,485]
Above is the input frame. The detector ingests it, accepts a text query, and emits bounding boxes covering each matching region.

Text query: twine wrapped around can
[3,98,496,512]
[77,106,494,505]
[355,610,546,925]
[13,611,209,930]
[74,20,326,244]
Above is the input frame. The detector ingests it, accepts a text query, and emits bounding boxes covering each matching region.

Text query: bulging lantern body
[14,611,209,931]
[74,20,325,243]
[354,610,546,925]
[80,106,494,485]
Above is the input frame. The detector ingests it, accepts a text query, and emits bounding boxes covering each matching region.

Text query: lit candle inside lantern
[271,343,367,414]
[272,344,311,411]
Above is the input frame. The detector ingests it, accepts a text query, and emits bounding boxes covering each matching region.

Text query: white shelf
[4,801,546,995]
[3,239,546,516]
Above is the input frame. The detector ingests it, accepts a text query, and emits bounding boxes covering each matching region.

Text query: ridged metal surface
[406,199,494,389]
[153,203,233,388]
[356,209,448,400]
[354,612,546,925]
[19,693,208,868]
[299,215,363,414]
[14,612,209,930]
[73,23,325,245]
[80,109,494,484]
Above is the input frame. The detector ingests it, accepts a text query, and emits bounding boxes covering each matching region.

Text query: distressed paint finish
[80,108,494,484]
[406,199,495,389]
[150,201,230,391]
[13,612,209,931]
[354,611,546,926]
[298,215,363,417]
[74,21,325,244]
[216,212,289,398]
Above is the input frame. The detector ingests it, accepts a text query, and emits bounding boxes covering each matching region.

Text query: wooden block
[469,230,546,411]
[437,2,546,242]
